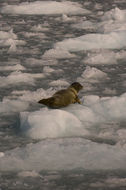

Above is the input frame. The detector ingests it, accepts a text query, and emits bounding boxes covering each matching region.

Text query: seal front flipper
[74,96,81,104]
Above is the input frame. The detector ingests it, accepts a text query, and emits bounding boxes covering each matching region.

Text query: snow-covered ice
[77,66,108,83]
[19,93,126,141]
[0,71,45,87]
[1,1,90,15]
[42,48,76,59]
[0,137,126,171]
[54,31,126,51]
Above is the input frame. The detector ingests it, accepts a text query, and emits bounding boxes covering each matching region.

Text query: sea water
[0,0,126,189]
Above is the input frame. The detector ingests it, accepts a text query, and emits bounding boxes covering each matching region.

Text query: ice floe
[0,138,126,171]
[0,71,45,87]
[49,80,69,87]
[0,99,29,113]
[19,92,126,141]
[25,58,58,67]
[84,50,117,65]
[31,24,49,32]
[0,91,126,171]
[54,31,126,51]
[1,1,90,15]
[42,48,76,59]
[20,109,85,139]
[0,64,25,71]
[0,29,26,52]
[84,50,126,65]
[77,66,108,83]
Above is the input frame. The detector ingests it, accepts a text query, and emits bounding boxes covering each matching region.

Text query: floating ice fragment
[0,99,29,113]
[1,1,90,15]
[0,64,25,71]
[0,152,4,158]
[102,7,126,21]
[20,109,84,139]
[0,138,126,171]
[54,31,126,51]
[18,170,40,177]
[77,66,108,83]
[84,50,117,65]
[0,29,17,40]
[49,80,69,87]
[42,48,75,59]
[0,71,45,87]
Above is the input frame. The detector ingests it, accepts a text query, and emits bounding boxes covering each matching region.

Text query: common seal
[38,82,83,108]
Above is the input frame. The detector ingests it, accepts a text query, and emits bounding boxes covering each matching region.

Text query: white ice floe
[49,80,69,87]
[0,152,4,158]
[42,48,75,59]
[77,66,108,83]
[0,30,17,40]
[1,1,90,15]
[64,7,126,56]
[72,7,126,33]
[20,109,85,139]
[72,20,97,30]
[98,8,126,33]
[0,64,25,71]
[0,71,45,87]
[31,24,49,32]
[90,177,126,188]
[0,138,126,171]
[0,30,26,51]
[18,171,40,178]
[61,14,76,22]
[17,88,56,102]
[23,32,47,39]
[43,66,55,73]
[54,31,126,52]
[25,58,58,67]
[0,93,126,171]
[19,92,126,140]
[84,50,126,65]
[84,50,117,65]
[102,7,126,22]
[0,99,29,113]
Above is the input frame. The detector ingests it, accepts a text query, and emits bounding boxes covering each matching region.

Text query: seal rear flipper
[38,97,55,107]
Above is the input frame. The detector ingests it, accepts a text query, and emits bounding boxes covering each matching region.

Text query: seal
[38,82,83,108]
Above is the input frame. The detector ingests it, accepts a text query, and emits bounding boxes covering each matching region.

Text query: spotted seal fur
[38,82,83,108]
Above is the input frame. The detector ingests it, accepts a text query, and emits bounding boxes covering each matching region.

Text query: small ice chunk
[0,71,45,87]
[0,99,29,113]
[42,48,75,59]
[0,29,17,40]
[31,24,49,32]
[0,64,25,71]
[49,80,69,87]
[77,66,107,83]
[1,1,90,15]
[84,50,117,65]
[43,66,55,73]
[25,58,58,66]
[20,109,85,139]
[0,152,4,158]
[102,7,126,22]
[54,31,126,51]
[18,170,40,177]
[72,20,96,30]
